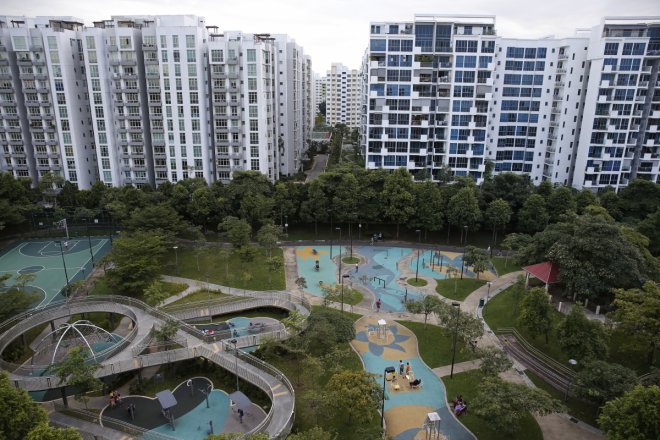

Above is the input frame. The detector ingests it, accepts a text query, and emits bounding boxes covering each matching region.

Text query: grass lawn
[436,278,487,301]
[160,289,234,310]
[397,321,477,368]
[162,246,285,290]
[491,256,522,276]
[407,278,428,287]
[89,279,186,303]
[442,370,543,440]
[525,370,599,427]
[342,256,359,264]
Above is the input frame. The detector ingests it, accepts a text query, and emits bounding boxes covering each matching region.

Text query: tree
[239,193,274,229]
[144,280,169,306]
[481,172,533,217]
[473,377,564,434]
[325,370,382,424]
[265,256,283,289]
[257,223,281,258]
[282,310,307,335]
[573,360,638,405]
[575,189,598,214]
[382,168,415,238]
[219,216,252,248]
[518,287,553,344]
[463,246,490,279]
[546,186,577,223]
[154,319,181,343]
[26,423,83,440]
[598,385,660,440]
[478,347,513,376]
[611,281,660,365]
[0,371,48,440]
[51,347,102,410]
[105,231,168,295]
[299,180,329,237]
[447,187,481,242]
[0,285,39,322]
[618,179,660,220]
[126,203,185,238]
[332,173,359,224]
[638,209,660,256]
[405,295,442,326]
[295,276,307,292]
[435,303,484,344]
[409,181,445,239]
[556,305,609,361]
[518,194,549,234]
[486,199,512,248]
[287,427,337,440]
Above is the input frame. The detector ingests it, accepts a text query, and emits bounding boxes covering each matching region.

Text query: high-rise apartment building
[314,73,325,113]
[361,14,660,189]
[0,16,97,189]
[1,15,312,188]
[325,63,360,128]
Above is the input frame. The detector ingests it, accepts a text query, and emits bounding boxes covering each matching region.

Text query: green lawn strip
[407,278,428,287]
[397,321,477,368]
[160,289,235,310]
[490,256,522,276]
[341,289,363,306]
[160,281,187,297]
[342,256,359,264]
[524,370,599,427]
[163,246,285,291]
[205,307,290,323]
[436,279,487,301]
[441,370,543,440]
[89,279,186,303]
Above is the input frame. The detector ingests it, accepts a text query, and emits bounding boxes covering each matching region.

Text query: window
[604,42,619,55]
[370,39,386,51]
[187,50,196,62]
[246,49,256,62]
[186,35,195,48]
[211,49,223,62]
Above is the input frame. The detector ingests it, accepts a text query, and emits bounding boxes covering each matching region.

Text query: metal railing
[497,327,574,377]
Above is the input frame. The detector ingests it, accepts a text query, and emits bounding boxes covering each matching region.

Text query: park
[0,169,658,440]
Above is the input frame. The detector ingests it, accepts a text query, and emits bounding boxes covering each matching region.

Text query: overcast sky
[5,0,659,74]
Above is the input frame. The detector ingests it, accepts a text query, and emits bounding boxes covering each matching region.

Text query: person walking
[238,408,244,424]
[399,360,404,375]
[355,263,359,273]
[376,298,381,312]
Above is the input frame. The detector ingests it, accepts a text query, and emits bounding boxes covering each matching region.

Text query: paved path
[304,154,328,182]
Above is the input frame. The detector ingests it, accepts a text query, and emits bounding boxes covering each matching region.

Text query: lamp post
[84,222,95,267]
[341,273,350,313]
[463,225,469,245]
[564,359,578,401]
[415,229,421,281]
[381,366,396,429]
[450,302,461,378]
[173,246,179,275]
[55,240,70,288]
[349,223,353,259]
[336,227,342,282]
[230,339,239,392]
[487,281,492,302]
[358,223,362,241]
[285,215,288,237]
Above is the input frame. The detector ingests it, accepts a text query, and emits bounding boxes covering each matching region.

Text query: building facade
[325,62,360,128]
[361,14,660,189]
[0,15,313,188]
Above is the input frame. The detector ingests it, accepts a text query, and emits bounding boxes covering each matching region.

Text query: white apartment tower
[208,30,278,182]
[314,72,326,113]
[274,35,311,177]
[573,17,660,190]
[326,63,360,128]
[361,14,660,189]
[0,17,97,189]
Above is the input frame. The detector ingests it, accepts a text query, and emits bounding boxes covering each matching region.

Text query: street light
[230,339,239,392]
[450,302,461,378]
[564,359,578,401]
[55,240,70,288]
[336,227,342,282]
[358,223,362,241]
[84,220,95,267]
[285,215,288,237]
[415,229,421,282]
[173,246,179,276]
[341,273,350,313]
[381,366,396,429]
[463,225,469,245]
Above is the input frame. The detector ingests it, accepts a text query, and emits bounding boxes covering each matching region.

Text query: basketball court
[0,237,112,308]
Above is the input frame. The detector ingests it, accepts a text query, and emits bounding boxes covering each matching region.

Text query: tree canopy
[598,385,660,440]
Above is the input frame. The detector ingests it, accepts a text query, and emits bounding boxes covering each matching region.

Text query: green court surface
[0,238,112,308]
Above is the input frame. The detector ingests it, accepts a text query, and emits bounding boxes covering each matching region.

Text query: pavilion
[522,261,560,291]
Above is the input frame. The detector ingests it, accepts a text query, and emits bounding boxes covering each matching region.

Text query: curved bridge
[0,290,311,439]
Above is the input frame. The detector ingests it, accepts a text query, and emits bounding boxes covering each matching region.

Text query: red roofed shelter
[522,261,560,291]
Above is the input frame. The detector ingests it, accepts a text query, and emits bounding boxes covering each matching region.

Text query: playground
[352,316,473,440]
[295,245,496,312]
[0,238,112,308]
[101,377,265,439]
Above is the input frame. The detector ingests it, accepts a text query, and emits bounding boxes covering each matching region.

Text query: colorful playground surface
[101,377,264,439]
[352,316,474,440]
[295,245,495,312]
[0,238,112,308]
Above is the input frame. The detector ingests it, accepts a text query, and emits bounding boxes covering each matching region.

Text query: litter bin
[479,298,485,307]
